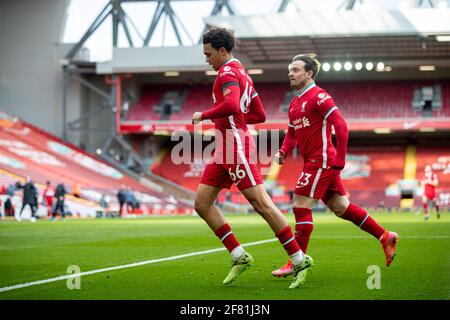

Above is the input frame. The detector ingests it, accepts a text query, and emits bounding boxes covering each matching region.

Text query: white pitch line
[0,234,449,294]
[0,238,277,294]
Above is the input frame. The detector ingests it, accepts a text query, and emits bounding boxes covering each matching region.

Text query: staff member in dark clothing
[117,186,126,216]
[17,177,38,222]
[52,182,67,220]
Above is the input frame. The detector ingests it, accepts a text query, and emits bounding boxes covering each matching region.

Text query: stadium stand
[152,143,408,208]
[170,84,209,121]
[126,84,186,121]
[128,80,449,121]
[434,81,450,117]
[0,169,99,218]
[0,112,192,216]
[273,145,406,208]
[253,83,290,119]
[130,77,449,211]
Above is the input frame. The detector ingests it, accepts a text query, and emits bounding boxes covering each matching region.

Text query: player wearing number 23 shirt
[271,54,399,281]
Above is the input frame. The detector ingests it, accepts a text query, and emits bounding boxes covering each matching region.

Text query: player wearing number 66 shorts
[271,54,399,283]
[192,27,313,289]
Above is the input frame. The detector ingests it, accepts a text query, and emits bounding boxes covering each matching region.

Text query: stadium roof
[205,8,450,66]
[96,8,450,74]
[205,9,450,38]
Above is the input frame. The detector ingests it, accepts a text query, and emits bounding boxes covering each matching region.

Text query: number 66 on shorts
[228,164,246,181]
[199,161,263,191]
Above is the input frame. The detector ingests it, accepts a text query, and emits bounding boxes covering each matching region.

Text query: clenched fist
[192,112,203,124]
[274,150,286,165]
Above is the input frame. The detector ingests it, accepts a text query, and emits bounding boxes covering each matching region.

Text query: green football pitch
[0,211,449,300]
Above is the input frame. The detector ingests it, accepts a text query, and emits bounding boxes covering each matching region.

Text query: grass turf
[0,211,449,300]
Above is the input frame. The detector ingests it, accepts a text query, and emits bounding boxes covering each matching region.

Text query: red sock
[275,225,302,256]
[423,203,429,214]
[341,203,385,240]
[293,208,314,253]
[214,223,240,253]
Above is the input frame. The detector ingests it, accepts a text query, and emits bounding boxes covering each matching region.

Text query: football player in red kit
[42,181,55,218]
[271,53,399,284]
[421,164,440,220]
[192,28,313,289]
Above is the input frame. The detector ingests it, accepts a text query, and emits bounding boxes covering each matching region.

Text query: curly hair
[202,27,235,52]
[292,53,321,80]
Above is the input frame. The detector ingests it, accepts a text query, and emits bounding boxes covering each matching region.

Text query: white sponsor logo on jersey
[220,70,236,77]
[293,116,310,129]
[318,95,331,105]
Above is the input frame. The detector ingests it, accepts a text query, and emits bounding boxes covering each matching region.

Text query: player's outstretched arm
[200,86,240,120]
[246,95,266,124]
[327,108,348,170]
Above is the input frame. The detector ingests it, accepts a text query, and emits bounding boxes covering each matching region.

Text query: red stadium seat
[128,81,449,122]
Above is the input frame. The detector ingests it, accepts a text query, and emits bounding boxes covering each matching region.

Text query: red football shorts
[424,191,436,201]
[294,165,347,202]
[200,161,263,191]
[45,197,53,207]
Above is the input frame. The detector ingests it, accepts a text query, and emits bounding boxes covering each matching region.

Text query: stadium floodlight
[365,62,374,71]
[384,66,392,72]
[376,62,385,71]
[248,69,264,75]
[419,65,436,71]
[322,63,331,72]
[205,70,218,76]
[333,62,342,71]
[164,71,180,77]
[355,62,363,70]
[344,62,352,71]
[96,148,102,155]
[436,35,450,42]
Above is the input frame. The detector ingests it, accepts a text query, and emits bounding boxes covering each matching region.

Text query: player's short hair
[292,53,321,79]
[202,27,235,52]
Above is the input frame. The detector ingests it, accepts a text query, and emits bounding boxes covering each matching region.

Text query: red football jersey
[208,58,258,163]
[43,186,55,199]
[287,83,339,168]
[423,171,438,195]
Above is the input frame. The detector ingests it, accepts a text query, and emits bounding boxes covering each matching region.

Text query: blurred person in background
[125,187,136,214]
[17,177,38,222]
[421,164,440,220]
[117,185,126,216]
[42,181,55,219]
[52,182,66,220]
